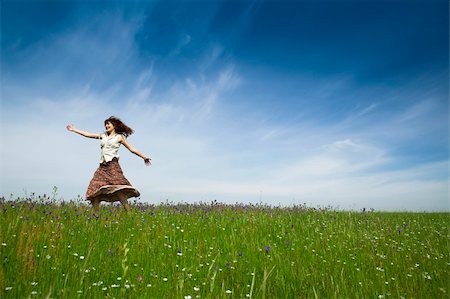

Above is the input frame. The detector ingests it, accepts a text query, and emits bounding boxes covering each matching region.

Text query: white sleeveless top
[100,133,123,163]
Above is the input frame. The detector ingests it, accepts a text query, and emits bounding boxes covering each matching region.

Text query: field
[1,195,449,298]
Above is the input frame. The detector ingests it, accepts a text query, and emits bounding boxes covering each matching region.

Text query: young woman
[66,116,151,211]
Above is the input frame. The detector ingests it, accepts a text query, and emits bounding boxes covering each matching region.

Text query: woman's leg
[119,195,130,211]
[91,199,100,213]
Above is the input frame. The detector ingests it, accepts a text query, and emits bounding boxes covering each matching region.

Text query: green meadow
[1,195,448,298]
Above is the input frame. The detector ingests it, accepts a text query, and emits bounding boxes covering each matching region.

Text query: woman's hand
[66,124,75,131]
[144,157,152,166]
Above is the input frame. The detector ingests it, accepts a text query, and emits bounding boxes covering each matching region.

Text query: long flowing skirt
[85,158,140,202]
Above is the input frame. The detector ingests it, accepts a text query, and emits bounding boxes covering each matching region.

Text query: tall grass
[1,195,448,298]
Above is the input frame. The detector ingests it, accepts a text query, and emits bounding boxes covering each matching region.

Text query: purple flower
[238,252,243,257]
[137,275,143,282]
[265,246,271,253]
[108,249,113,255]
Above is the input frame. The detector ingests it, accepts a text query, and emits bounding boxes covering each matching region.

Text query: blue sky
[1,0,448,210]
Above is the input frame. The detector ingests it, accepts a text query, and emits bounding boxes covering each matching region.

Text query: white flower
[226,289,232,294]
[80,256,85,260]
[5,287,12,291]
[2,243,6,246]
[147,284,152,287]
[194,287,200,292]
[46,255,51,260]
[163,278,168,282]
[31,282,38,286]
[185,296,192,299]
[102,287,107,291]
[117,277,122,281]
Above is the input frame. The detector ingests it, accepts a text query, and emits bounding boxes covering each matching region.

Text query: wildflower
[31,282,38,286]
[194,287,200,292]
[80,256,85,260]
[2,243,6,246]
[163,278,168,282]
[31,291,37,295]
[117,277,122,281]
[46,255,51,260]
[265,246,271,253]
[226,289,232,294]
[185,296,192,299]
[102,287,107,291]
[147,284,152,287]
[137,275,143,282]
[5,287,12,291]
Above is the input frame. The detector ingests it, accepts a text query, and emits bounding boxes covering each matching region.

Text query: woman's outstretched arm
[119,136,152,166]
[66,124,101,139]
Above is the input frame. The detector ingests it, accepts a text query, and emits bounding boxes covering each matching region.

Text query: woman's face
[105,121,114,133]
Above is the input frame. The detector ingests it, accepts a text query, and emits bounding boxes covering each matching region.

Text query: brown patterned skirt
[85,158,140,202]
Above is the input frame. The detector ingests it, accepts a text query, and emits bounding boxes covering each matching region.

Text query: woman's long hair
[104,116,134,137]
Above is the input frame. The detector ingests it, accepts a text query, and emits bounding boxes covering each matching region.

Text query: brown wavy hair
[104,116,134,137]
